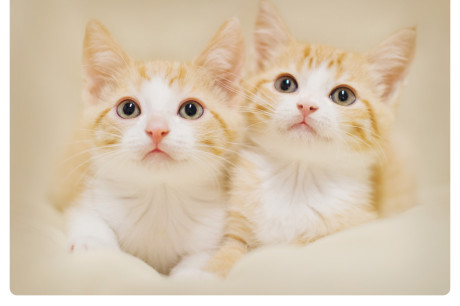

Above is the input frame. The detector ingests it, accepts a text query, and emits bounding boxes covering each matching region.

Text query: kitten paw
[69,236,120,252]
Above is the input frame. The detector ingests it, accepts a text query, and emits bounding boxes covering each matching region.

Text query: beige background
[11,0,449,294]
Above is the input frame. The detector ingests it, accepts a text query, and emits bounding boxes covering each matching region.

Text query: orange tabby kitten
[205,0,416,277]
[54,18,245,276]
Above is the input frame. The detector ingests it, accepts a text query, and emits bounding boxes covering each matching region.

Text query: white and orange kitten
[58,19,245,275]
[205,1,416,277]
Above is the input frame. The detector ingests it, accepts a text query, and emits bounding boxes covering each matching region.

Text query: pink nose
[297,103,318,117]
[146,119,169,145]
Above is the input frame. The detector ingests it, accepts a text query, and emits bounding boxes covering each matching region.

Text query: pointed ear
[193,18,245,101]
[367,27,416,105]
[254,0,294,71]
[82,20,132,103]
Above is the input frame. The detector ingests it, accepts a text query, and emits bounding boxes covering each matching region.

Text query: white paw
[69,235,120,252]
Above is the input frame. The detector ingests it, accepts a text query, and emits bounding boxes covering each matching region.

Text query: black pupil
[184,103,197,117]
[281,78,292,91]
[123,102,136,116]
[338,89,348,101]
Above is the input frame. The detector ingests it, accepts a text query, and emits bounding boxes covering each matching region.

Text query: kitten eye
[178,100,204,120]
[274,75,298,93]
[117,99,141,119]
[330,86,356,106]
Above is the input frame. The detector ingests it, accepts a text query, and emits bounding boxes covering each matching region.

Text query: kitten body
[234,145,375,247]
[68,155,226,274]
[61,19,245,275]
[205,1,416,277]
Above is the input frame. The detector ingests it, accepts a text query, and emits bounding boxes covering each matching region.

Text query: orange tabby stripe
[303,45,311,58]
[224,233,249,247]
[360,99,379,136]
[208,109,231,141]
[250,89,274,123]
[335,53,346,78]
[350,121,369,146]
[201,137,222,156]
[255,103,270,115]
[168,65,186,87]
[336,52,346,66]
[298,45,312,70]
[93,107,113,130]
[254,78,272,91]
[137,64,148,80]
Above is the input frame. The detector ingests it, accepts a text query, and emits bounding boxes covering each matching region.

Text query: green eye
[117,99,141,119]
[330,86,356,106]
[178,100,204,120]
[274,75,298,93]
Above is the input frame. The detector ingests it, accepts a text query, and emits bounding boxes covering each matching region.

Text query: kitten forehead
[293,44,354,87]
[300,63,336,92]
[137,76,181,113]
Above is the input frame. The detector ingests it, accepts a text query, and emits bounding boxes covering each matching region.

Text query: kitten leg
[204,236,249,278]
[67,206,120,252]
[203,206,256,278]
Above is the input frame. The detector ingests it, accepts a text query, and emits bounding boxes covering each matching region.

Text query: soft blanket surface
[11,186,449,294]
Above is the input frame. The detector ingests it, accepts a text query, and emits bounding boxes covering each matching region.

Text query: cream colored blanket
[11,185,448,294]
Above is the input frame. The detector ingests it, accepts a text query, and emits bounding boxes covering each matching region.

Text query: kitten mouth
[143,148,173,161]
[289,121,316,134]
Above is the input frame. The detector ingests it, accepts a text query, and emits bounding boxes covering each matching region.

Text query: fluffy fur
[205,0,416,277]
[55,18,245,275]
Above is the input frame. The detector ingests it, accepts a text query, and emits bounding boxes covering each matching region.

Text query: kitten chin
[250,130,376,170]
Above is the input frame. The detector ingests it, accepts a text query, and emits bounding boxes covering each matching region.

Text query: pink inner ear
[253,0,293,72]
[194,18,245,102]
[83,66,116,104]
[367,27,416,104]
[380,68,405,102]
[369,55,412,105]
[84,73,104,100]
[82,20,132,104]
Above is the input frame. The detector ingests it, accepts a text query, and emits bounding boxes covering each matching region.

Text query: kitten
[58,18,245,276]
[205,0,416,277]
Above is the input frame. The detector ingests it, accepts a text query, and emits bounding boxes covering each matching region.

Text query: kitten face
[92,65,232,174]
[82,20,244,183]
[246,44,384,152]
[246,1,415,159]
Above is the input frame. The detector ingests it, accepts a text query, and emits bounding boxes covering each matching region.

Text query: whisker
[58,143,124,166]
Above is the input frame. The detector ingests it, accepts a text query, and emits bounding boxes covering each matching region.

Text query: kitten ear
[82,20,132,103]
[367,27,416,105]
[254,0,294,71]
[194,18,245,101]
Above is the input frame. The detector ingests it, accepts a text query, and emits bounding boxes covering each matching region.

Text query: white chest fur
[243,150,377,245]
[74,177,225,274]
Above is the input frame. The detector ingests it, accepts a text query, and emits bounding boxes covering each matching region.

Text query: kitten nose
[297,103,318,117]
[146,118,169,145]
